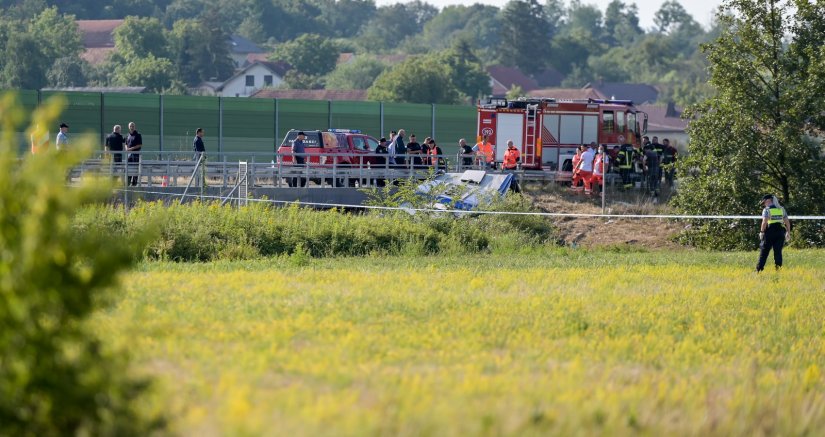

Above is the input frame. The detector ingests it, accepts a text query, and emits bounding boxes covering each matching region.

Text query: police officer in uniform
[756,194,791,272]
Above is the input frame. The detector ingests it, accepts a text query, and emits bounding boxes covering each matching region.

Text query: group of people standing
[373,129,447,170]
[614,135,678,197]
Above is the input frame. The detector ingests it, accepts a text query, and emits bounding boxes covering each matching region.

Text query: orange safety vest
[503,147,520,169]
[31,129,50,154]
[476,141,494,163]
[428,146,440,165]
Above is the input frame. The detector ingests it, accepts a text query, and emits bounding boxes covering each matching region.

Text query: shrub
[0,93,163,434]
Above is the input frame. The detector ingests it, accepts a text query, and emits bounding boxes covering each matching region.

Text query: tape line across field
[112,189,825,220]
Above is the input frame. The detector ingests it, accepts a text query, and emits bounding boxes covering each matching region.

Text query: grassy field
[93,249,825,436]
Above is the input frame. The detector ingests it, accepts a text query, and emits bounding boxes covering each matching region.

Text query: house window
[245,75,254,87]
[264,75,273,86]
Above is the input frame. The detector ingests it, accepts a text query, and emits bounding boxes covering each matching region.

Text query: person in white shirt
[55,123,69,150]
[571,142,596,195]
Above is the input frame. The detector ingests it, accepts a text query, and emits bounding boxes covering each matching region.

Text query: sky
[378,0,723,29]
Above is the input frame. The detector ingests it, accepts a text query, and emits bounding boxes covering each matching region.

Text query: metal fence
[8,90,477,156]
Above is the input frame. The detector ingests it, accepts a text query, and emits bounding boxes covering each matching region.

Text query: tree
[272,33,339,78]
[497,0,549,75]
[316,0,377,39]
[603,0,642,46]
[356,0,438,52]
[324,56,387,90]
[112,16,169,60]
[1,32,49,90]
[28,6,83,61]
[0,93,163,435]
[169,17,235,85]
[673,0,825,249]
[437,39,492,101]
[654,0,696,33]
[47,57,88,87]
[113,54,175,92]
[367,56,459,104]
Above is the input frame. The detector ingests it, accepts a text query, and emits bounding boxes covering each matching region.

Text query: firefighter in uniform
[756,194,791,272]
[617,136,634,190]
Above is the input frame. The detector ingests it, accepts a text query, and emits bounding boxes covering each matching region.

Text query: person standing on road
[473,134,495,169]
[756,194,791,272]
[459,138,474,168]
[291,131,307,187]
[391,129,406,167]
[125,122,142,186]
[104,125,125,164]
[55,123,69,150]
[192,128,207,187]
[406,133,423,168]
[31,124,49,154]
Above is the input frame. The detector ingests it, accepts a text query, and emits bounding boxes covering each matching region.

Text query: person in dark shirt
[291,131,307,187]
[643,148,660,198]
[104,124,125,163]
[125,122,142,186]
[459,138,473,167]
[406,134,423,168]
[193,128,206,154]
[191,128,207,187]
[373,137,388,187]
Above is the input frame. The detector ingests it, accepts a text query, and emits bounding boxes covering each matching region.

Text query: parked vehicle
[276,129,381,186]
[477,97,648,170]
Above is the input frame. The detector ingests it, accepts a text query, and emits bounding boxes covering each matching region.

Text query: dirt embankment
[528,187,688,250]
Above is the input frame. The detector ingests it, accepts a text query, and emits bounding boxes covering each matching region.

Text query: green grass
[94,249,825,436]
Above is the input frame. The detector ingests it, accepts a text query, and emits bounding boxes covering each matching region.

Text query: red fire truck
[477,97,648,170]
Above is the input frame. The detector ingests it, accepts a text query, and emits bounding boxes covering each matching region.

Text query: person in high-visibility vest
[473,134,495,169]
[590,144,609,193]
[30,124,49,154]
[756,194,791,272]
[571,143,596,194]
[616,135,634,190]
[502,140,520,169]
[427,138,443,170]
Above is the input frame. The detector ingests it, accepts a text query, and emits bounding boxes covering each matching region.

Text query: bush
[0,93,163,434]
[74,196,560,262]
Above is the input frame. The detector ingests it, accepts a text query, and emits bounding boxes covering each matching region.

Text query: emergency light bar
[327,128,361,133]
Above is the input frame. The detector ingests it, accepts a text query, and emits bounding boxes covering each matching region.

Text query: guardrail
[71,151,572,189]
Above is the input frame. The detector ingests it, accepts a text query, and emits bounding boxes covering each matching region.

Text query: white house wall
[220,64,284,97]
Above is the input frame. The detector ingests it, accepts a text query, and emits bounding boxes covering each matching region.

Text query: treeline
[0,0,717,105]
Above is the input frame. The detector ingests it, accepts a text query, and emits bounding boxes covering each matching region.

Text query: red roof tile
[76,19,123,48]
[251,89,369,101]
[486,65,539,95]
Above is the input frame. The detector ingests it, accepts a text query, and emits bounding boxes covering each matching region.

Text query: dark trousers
[290,157,307,187]
[756,226,785,271]
[127,153,140,186]
[619,167,633,188]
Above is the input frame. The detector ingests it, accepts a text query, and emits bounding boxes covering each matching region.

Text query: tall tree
[674,0,825,249]
[367,56,459,104]
[271,33,339,77]
[112,16,169,59]
[1,32,49,89]
[497,0,549,75]
[437,39,492,101]
[324,56,387,90]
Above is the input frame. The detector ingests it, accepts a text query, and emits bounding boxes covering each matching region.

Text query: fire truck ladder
[524,104,539,166]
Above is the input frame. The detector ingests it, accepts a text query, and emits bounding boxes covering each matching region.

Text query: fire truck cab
[477,97,648,170]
